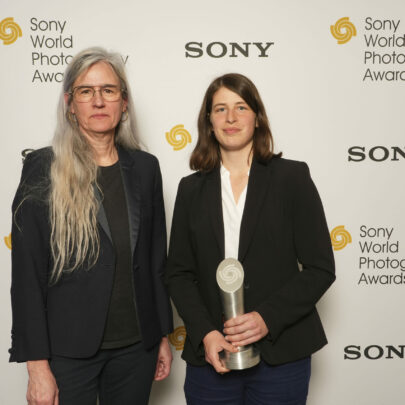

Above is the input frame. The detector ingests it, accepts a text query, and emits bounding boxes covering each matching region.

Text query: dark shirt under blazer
[166,157,335,366]
[9,146,173,362]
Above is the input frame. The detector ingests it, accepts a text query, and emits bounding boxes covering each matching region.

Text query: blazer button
[244,281,250,289]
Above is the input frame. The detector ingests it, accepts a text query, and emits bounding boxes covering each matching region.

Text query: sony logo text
[185,42,274,58]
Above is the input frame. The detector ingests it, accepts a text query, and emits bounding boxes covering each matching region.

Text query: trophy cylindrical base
[219,345,260,370]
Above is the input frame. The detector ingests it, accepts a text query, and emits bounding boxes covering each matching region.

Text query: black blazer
[9,146,173,362]
[166,157,335,366]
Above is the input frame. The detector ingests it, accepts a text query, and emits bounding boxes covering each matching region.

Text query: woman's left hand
[154,336,173,381]
[223,311,269,346]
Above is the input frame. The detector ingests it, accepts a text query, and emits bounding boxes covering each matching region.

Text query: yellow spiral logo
[166,124,192,151]
[0,18,22,45]
[330,17,356,44]
[330,225,352,251]
[4,233,12,250]
[168,326,186,351]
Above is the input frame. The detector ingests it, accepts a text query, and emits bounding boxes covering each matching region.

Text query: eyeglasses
[70,85,123,103]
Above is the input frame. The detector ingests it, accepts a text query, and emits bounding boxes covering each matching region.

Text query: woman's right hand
[26,360,59,405]
[202,330,238,374]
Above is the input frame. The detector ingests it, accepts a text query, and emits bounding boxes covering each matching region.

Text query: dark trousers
[49,342,159,405]
[184,357,311,405]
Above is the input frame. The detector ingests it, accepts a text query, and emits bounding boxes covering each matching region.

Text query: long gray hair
[50,47,139,283]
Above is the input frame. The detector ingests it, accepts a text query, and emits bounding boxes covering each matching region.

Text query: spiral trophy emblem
[330,225,352,251]
[4,233,12,250]
[165,124,192,151]
[218,263,243,287]
[330,17,356,44]
[168,326,186,351]
[0,18,22,45]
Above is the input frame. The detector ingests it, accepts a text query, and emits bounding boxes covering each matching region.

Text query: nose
[226,108,236,123]
[92,89,105,107]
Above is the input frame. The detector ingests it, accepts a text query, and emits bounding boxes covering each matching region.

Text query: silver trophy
[216,258,260,370]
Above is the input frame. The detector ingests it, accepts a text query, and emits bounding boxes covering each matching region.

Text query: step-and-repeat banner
[1,0,403,403]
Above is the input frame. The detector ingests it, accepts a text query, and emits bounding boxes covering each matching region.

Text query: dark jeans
[49,342,159,405]
[184,357,311,405]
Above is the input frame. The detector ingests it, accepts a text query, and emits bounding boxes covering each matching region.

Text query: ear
[208,112,213,126]
[64,93,74,114]
[255,117,259,128]
[122,98,128,113]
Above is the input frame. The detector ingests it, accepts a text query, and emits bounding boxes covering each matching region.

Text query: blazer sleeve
[166,178,216,352]
[9,152,51,362]
[150,159,173,336]
[256,162,335,343]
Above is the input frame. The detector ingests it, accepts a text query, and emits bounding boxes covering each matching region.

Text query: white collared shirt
[220,165,249,259]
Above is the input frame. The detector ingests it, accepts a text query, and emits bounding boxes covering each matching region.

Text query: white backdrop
[1,0,404,404]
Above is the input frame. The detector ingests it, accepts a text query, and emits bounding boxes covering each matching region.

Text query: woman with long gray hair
[10,47,173,405]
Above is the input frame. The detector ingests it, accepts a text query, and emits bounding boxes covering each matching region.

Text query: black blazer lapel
[118,146,141,255]
[239,159,273,262]
[206,168,225,259]
[94,185,112,242]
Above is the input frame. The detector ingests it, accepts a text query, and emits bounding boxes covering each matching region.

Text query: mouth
[91,114,109,119]
[223,127,240,134]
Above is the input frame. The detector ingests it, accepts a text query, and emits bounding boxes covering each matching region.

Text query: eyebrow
[75,83,119,88]
[212,101,247,108]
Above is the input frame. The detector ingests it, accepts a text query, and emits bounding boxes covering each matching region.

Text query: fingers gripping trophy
[216,258,260,370]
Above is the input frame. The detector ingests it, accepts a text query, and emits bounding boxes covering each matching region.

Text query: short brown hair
[190,73,280,172]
